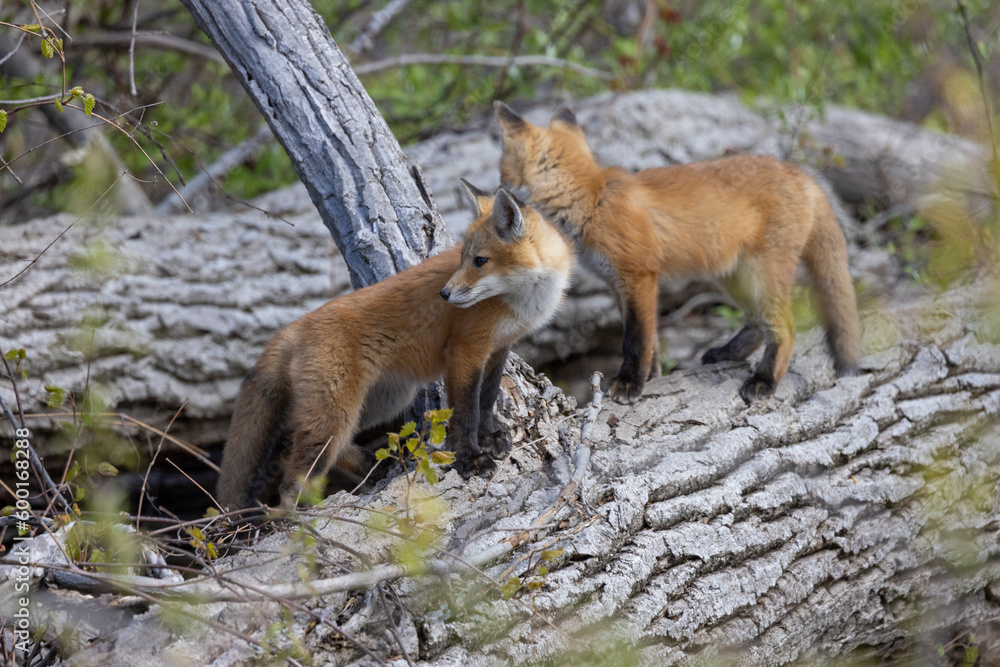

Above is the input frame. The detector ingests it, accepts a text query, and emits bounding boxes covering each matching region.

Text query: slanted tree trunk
[179,0,451,288]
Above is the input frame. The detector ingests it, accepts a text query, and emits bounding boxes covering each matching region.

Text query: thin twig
[0,352,72,513]
[347,0,411,60]
[128,1,139,97]
[136,402,187,530]
[377,583,415,667]
[0,32,25,67]
[353,53,614,80]
[955,0,1000,195]
[0,170,127,287]
[70,32,227,65]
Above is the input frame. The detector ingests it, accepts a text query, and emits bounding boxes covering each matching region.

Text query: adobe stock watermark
[11,426,34,654]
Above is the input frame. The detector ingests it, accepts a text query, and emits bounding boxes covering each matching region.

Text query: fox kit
[495,102,860,404]
[217,185,573,509]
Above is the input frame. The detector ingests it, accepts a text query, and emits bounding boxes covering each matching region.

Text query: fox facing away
[217,185,574,509]
[495,101,860,404]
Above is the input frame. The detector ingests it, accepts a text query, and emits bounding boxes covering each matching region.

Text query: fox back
[495,101,860,405]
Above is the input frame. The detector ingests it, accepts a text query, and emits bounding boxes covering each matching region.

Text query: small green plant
[500,547,564,600]
[376,408,456,487]
[3,348,27,379]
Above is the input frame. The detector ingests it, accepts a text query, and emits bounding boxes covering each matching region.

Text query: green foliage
[64,518,140,573]
[500,545,564,600]
[376,408,455,487]
[3,347,27,379]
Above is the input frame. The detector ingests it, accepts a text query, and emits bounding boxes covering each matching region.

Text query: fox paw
[478,428,511,458]
[739,375,776,404]
[608,375,644,404]
[701,345,734,365]
[452,451,498,479]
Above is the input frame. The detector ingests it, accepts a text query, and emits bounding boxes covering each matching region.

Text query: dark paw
[608,375,644,404]
[478,428,511,459]
[701,345,732,365]
[452,451,498,479]
[366,457,391,482]
[739,375,776,404]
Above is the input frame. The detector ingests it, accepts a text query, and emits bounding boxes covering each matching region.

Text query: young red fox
[495,102,860,404]
[217,185,573,509]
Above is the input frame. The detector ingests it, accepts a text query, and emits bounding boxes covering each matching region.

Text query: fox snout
[439,287,451,301]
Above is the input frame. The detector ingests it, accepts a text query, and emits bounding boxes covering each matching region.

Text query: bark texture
[9,282,998,666]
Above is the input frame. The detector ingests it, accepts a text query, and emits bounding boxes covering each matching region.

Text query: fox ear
[458,178,492,217]
[551,106,578,126]
[494,101,526,133]
[492,188,525,242]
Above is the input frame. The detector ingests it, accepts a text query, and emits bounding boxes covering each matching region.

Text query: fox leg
[701,323,765,365]
[446,351,497,479]
[740,297,795,404]
[281,383,365,507]
[609,272,658,404]
[333,443,381,486]
[477,348,511,459]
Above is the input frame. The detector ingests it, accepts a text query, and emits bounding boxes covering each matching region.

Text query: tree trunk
[179,0,451,289]
[9,281,999,665]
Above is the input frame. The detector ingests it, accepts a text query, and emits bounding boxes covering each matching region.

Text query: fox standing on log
[217,185,574,509]
[495,102,860,404]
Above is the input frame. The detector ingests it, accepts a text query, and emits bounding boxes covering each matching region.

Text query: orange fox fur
[217,185,573,509]
[495,102,860,404]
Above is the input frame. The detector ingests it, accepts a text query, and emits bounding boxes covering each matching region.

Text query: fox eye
[474,256,489,267]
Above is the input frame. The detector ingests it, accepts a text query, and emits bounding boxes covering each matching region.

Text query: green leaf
[418,458,438,485]
[70,86,84,98]
[538,565,548,576]
[429,423,446,445]
[53,98,63,113]
[399,421,417,437]
[41,39,53,58]
[500,576,521,600]
[430,450,456,465]
[3,348,25,361]
[540,548,564,561]
[405,436,419,453]
[375,448,390,461]
[431,408,453,423]
[83,94,95,116]
[0,109,7,133]
[45,384,68,409]
[94,462,119,477]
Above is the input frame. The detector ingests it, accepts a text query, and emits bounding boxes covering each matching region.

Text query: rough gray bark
[7,282,998,665]
[178,0,451,288]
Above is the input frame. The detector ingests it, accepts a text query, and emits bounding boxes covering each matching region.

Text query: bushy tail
[803,189,861,377]
[217,335,293,509]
